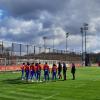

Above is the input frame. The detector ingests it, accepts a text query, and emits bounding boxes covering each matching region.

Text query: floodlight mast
[80,27,84,66]
[81,23,88,66]
[66,32,69,53]
[43,36,47,53]
[83,23,88,66]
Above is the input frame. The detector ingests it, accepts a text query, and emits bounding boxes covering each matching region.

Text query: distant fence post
[34,46,35,54]
[20,44,22,57]
[11,42,14,65]
[20,43,22,63]
[39,47,41,54]
[49,48,50,53]
[26,44,29,61]
[61,50,63,54]
[1,41,3,58]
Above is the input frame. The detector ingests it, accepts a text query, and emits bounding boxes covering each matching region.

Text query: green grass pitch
[0,67,100,100]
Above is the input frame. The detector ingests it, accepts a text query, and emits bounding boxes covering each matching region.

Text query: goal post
[0,58,6,66]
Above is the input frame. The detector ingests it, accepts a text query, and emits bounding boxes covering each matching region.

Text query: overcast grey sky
[0,0,100,53]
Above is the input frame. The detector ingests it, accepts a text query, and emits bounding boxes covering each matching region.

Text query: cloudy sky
[0,0,100,53]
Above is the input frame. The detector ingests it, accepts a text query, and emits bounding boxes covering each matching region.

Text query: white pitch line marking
[41,93,59,100]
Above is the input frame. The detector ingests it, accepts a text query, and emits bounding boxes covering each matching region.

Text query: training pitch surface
[0,67,100,100]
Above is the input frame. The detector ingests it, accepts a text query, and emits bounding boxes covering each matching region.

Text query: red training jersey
[25,65,30,71]
[30,65,35,71]
[52,65,57,72]
[43,64,50,71]
[21,65,25,70]
[36,64,41,71]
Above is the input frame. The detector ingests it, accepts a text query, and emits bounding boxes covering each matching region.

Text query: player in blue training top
[58,62,62,79]
[63,62,67,80]
[71,63,76,80]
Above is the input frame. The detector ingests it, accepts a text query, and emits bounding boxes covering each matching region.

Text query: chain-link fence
[0,40,82,66]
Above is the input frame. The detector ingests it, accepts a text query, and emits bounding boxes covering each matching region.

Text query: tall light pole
[43,36,47,53]
[84,23,88,54]
[80,27,84,66]
[83,23,88,66]
[66,33,69,53]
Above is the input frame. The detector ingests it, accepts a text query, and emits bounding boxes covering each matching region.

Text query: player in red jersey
[43,62,50,81]
[30,63,35,82]
[35,63,41,82]
[52,64,57,80]
[21,63,25,80]
[25,62,30,81]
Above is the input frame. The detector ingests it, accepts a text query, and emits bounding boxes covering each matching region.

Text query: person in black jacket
[71,63,76,80]
[58,62,62,79]
[63,62,67,80]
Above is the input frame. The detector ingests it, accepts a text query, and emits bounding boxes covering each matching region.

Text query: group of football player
[21,61,76,82]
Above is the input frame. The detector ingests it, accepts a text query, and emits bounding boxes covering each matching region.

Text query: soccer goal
[0,58,6,66]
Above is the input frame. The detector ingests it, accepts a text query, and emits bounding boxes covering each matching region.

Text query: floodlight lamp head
[66,32,69,38]
[80,27,83,33]
[43,36,47,40]
[83,23,88,26]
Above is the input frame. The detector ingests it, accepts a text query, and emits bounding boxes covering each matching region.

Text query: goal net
[0,58,6,66]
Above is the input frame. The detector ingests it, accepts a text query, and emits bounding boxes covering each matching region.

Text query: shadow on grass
[2,78,55,85]
[2,78,25,84]
[2,78,74,85]
[2,78,41,85]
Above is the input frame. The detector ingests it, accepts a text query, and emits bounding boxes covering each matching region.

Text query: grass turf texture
[0,67,100,100]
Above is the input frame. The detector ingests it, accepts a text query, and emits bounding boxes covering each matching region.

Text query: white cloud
[0,16,99,53]
[0,27,7,36]
[0,17,43,36]
[89,17,100,34]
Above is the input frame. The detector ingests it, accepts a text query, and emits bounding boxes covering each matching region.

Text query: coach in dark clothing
[63,62,67,80]
[58,62,62,79]
[71,63,76,80]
